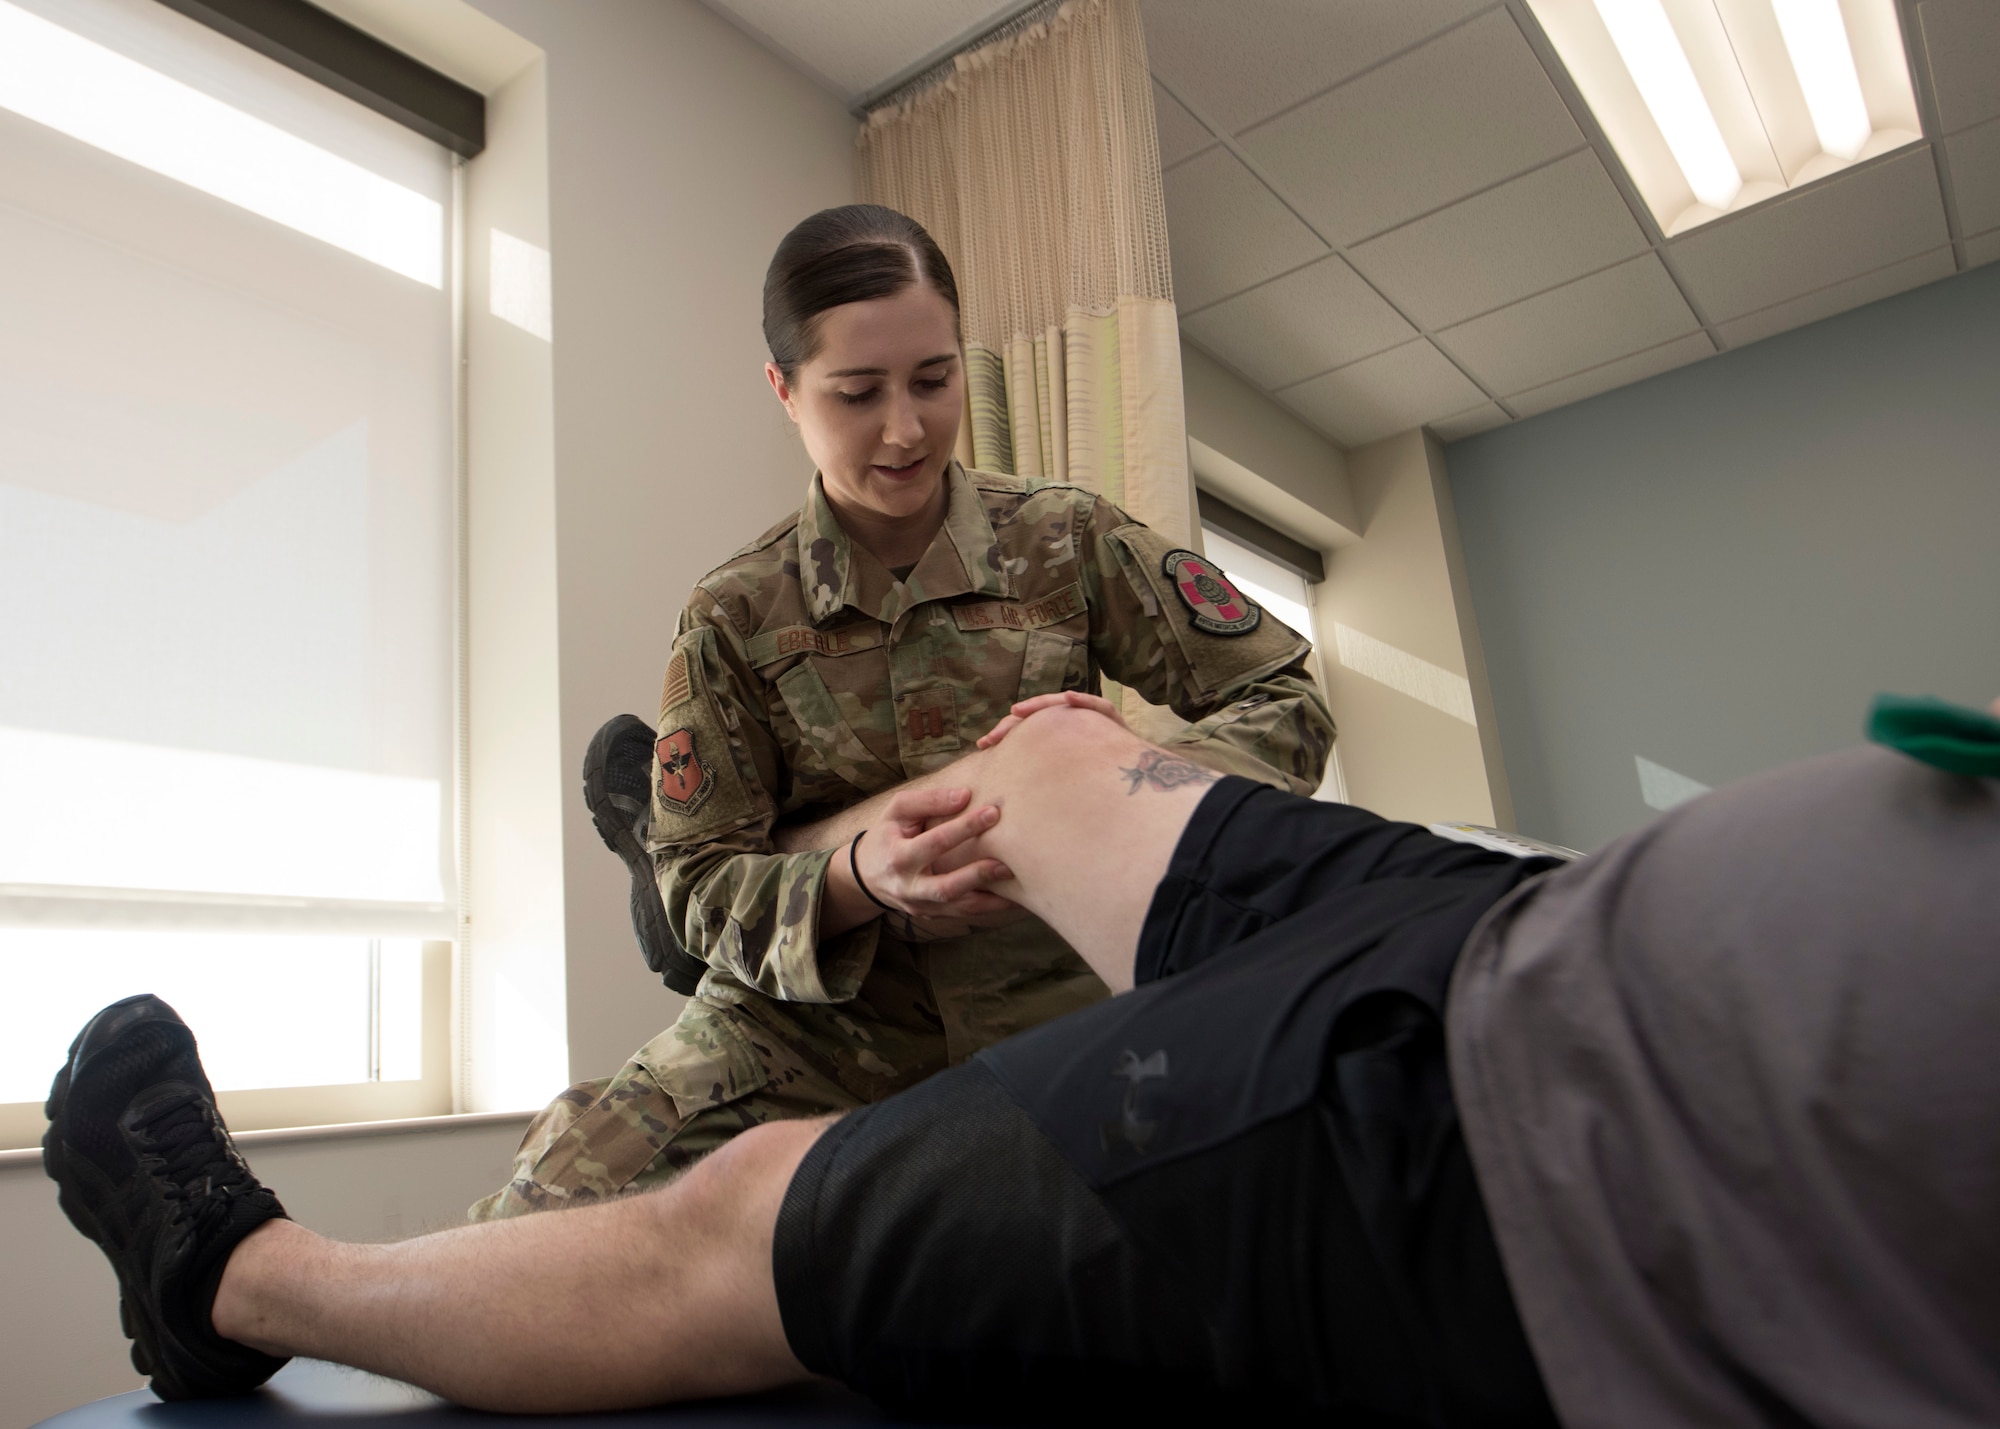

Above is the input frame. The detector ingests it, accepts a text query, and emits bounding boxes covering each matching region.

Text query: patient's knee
[989,703,1138,772]
[662,1115,834,1235]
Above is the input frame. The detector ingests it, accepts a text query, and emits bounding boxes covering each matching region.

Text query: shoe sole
[43,994,186,1389]
[581,713,655,855]
[583,715,707,995]
[43,992,172,1247]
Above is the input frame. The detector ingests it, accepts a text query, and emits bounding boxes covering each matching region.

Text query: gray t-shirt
[1448,747,2000,1428]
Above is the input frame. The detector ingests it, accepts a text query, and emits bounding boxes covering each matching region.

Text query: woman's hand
[975,690,1126,749]
[850,786,1017,921]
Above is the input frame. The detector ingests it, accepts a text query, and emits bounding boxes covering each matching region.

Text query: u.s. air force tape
[1160,549,1261,636]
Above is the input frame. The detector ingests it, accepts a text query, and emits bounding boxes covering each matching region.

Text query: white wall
[466,0,857,1085]
[463,55,570,1116]
[1313,432,1512,829]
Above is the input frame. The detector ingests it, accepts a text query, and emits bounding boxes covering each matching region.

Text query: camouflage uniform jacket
[643,464,1333,1101]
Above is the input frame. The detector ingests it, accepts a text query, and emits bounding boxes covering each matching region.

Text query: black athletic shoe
[42,994,291,1400]
[583,713,707,995]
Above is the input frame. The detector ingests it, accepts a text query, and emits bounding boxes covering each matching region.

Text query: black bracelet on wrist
[848,829,898,914]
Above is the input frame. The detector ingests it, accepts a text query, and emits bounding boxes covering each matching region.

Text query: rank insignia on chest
[1160,549,1261,636]
[655,728,713,816]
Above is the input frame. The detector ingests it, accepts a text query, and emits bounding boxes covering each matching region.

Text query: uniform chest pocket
[775,660,899,796]
[1017,628,1088,701]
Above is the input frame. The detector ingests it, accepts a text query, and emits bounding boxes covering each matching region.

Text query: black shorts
[773,779,1561,1424]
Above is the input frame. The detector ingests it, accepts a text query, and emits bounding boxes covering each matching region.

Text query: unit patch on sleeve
[1160,549,1262,636]
[654,727,713,816]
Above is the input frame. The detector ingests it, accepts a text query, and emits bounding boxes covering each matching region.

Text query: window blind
[0,0,457,938]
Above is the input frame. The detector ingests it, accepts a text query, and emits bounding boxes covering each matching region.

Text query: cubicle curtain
[857,0,1192,547]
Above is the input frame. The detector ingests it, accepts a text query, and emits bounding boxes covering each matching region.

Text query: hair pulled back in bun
[762,205,961,382]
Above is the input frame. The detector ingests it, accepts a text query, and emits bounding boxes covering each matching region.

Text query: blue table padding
[36,1358,924,1427]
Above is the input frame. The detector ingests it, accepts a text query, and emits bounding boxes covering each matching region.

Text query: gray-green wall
[1447,262,2000,851]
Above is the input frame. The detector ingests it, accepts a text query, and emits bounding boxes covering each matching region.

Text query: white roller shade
[0,0,455,934]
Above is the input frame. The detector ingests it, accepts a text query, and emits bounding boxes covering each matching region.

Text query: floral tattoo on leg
[1118,749,1220,795]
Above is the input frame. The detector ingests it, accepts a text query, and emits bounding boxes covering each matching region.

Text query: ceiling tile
[1428,403,1511,441]
[1140,0,1488,135]
[1917,0,2000,134]
[1438,255,1698,396]
[1509,333,1715,418]
[1668,148,1950,320]
[703,0,1018,100]
[1180,256,1415,388]
[1945,118,2000,236]
[1968,230,2000,267]
[1164,147,1329,310]
[1347,151,1645,331]
[1715,248,1958,349]
[1153,79,1215,168]
[1276,340,1486,448]
[1236,10,1580,249]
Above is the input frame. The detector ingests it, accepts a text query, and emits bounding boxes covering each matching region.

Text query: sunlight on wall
[1333,623,1478,726]
[1635,754,1712,811]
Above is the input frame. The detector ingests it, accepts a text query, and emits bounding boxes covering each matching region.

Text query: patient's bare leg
[210,1117,827,1412]
[204,711,1213,1410]
[947,705,1222,993]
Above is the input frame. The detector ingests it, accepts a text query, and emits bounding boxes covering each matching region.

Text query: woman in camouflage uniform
[472,205,1333,1219]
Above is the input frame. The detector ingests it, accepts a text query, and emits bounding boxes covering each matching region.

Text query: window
[0,0,458,1143]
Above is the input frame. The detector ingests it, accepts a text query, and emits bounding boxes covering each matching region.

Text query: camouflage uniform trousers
[467,926,1098,1220]
[465,1050,860,1222]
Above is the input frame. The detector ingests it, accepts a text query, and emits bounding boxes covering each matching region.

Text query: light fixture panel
[1527,0,1922,235]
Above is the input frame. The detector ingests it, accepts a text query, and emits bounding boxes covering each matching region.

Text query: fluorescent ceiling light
[1528,0,1921,234]
[1593,0,1742,211]
[0,0,442,285]
[1771,0,1872,160]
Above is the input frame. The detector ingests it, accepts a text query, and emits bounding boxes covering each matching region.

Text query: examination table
[35,1359,933,1427]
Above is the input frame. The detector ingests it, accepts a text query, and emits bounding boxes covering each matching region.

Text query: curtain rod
[852,0,1068,116]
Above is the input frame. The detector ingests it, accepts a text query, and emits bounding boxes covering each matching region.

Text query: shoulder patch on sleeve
[1159,549,1261,636]
[651,627,760,846]
[1109,523,1310,698]
[653,727,713,816]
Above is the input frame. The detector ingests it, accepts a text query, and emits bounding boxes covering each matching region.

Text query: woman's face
[766,282,963,529]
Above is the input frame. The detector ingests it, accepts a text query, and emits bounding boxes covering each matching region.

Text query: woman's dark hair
[762,205,961,383]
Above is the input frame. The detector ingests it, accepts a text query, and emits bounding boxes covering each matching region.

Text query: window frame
[0,0,470,1150]
[0,940,454,1150]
